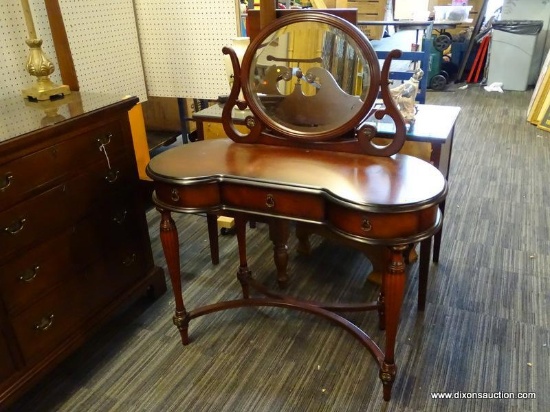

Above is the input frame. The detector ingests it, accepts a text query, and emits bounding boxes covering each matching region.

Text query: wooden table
[146,138,447,401]
[194,103,460,271]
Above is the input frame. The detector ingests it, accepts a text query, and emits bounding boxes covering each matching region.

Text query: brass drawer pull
[171,188,180,202]
[0,173,13,191]
[34,314,54,332]
[113,210,128,224]
[123,253,136,267]
[96,133,113,146]
[105,169,120,183]
[361,219,372,232]
[4,218,26,235]
[18,265,40,282]
[266,194,275,208]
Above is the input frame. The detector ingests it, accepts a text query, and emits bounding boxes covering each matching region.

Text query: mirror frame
[240,12,380,141]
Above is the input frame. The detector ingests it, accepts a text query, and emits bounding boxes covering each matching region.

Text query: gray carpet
[6,85,550,411]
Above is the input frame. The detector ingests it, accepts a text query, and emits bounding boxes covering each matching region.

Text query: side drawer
[0,119,127,210]
[154,182,220,210]
[0,216,104,315]
[326,203,440,240]
[221,183,325,221]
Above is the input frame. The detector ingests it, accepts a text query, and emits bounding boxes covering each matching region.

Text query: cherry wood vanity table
[194,103,460,272]
[147,13,448,401]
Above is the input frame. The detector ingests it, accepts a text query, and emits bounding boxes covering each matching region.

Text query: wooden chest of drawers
[0,92,166,408]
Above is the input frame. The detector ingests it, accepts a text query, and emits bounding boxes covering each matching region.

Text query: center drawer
[220,183,325,221]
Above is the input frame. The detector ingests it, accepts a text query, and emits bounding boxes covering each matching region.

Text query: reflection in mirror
[248,21,371,134]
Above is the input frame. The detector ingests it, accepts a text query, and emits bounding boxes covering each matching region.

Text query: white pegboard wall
[1,2,238,103]
[0,0,61,100]
[58,1,147,102]
[134,0,240,99]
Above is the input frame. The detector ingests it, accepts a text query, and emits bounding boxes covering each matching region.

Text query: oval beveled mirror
[240,12,380,140]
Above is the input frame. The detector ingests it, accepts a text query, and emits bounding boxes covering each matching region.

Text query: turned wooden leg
[380,245,407,401]
[377,287,385,331]
[206,213,219,265]
[268,219,290,289]
[235,214,252,299]
[418,237,432,311]
[158,208,189,345]
[367,246,389,329]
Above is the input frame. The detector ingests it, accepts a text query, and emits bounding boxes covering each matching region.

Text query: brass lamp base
[22,79,71,101]
[21,37,71,101]
[24,92,78,126]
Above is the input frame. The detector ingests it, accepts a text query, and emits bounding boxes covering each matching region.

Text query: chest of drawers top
[0,92,138,148]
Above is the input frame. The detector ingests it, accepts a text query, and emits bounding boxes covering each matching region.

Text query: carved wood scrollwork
[358,49,407,157]
[220,13,408,158]
[221,46,262,144]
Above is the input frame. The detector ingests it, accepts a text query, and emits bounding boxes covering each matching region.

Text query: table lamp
[20,0,70,101]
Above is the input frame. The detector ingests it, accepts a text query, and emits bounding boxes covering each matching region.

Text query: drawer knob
[105,169,120,183]
[266,194,275,208]
[361,219,372,232]
[18,265,40,282]
[171,188,180,202]
[4,218,26,235]
[34,314,54,332]
[123,253,137,267]
[97,133,113,146]
[0,173,13,191]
